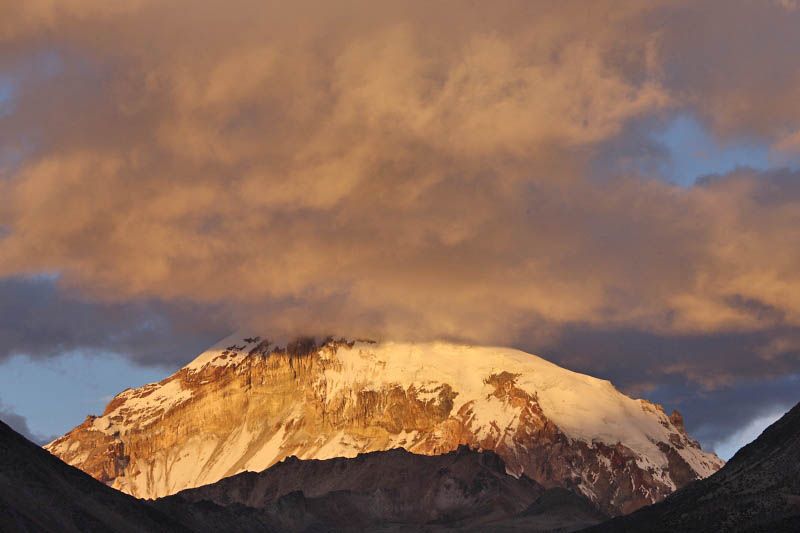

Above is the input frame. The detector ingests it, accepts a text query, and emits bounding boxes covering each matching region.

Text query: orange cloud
[0,0,799,351]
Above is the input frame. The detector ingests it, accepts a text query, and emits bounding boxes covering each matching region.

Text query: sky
[1,0,800,460]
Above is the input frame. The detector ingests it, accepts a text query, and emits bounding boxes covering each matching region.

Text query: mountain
[584,401,800,532]
[1,417,603,532]
[164,445,608,531]
[46,333,723,515]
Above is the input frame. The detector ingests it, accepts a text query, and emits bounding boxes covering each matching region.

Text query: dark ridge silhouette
[166,445,607,531]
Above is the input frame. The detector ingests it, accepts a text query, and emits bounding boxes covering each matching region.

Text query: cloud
[532,323,800,391]
[0,0,798,444]
[711,404,792,460]
[649,375,800,459]
[0,398,55,445]
[0,276,232,366]
[654,2,800,141]
[774,129,800,154]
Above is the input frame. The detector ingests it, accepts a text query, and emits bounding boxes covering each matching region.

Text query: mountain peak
[46,334,723,515]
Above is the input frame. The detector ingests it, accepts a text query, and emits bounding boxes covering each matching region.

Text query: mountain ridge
[163,444,608,531]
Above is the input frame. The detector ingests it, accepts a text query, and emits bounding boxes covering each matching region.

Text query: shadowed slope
[0,419,185,532]
[165,445,607,531]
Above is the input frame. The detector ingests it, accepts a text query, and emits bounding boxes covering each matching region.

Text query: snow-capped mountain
[46,334,723,515]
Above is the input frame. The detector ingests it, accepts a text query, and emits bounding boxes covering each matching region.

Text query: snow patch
[463,392,523,442]
[313,430,365,460]
[98,379,193,436]
[243,425,288,472]
[185,332,263,372]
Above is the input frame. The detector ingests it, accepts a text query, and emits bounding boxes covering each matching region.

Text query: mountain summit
[46,333,722,515]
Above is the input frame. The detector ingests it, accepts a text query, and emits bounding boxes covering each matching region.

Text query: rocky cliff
[46,334,723,515]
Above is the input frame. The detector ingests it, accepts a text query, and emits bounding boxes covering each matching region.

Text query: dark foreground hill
[585,401,800,533]
[0,418,605,532]
[168,444,607,531]
[0,417,181,532]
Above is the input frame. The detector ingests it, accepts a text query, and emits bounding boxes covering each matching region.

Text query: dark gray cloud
[0,276,232,367]
[0,398,55,445]
[519,323,800,450]
[532,323,800,390]
[650,375,799,454]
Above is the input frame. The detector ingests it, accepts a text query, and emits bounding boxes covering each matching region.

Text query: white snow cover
[91,378,194,437]
[316,339,722,477]
[184,333,264,371]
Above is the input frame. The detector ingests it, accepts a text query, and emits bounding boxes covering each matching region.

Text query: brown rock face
[46,335,724,516]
